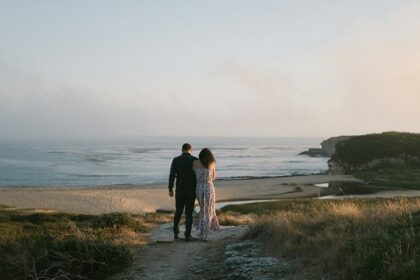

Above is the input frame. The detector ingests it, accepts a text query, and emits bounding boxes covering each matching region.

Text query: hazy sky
[1,0,419,140]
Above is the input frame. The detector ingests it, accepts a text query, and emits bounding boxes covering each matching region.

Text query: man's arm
[192,156,198,186]
[168,158,177,195]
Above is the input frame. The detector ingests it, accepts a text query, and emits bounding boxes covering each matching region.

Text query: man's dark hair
[182,143,192,152]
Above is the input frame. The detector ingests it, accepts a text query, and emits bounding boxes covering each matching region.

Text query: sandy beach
[0,174,362,214]
[2,174,419,215]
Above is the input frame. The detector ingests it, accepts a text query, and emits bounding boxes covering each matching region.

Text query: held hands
[169,189,174,197]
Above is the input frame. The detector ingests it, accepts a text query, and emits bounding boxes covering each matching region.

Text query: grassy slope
[220,198,420,280]
[354,166,420,189]
[0,206,170,280]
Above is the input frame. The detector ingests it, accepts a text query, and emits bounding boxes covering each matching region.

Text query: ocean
[0,137,329,187]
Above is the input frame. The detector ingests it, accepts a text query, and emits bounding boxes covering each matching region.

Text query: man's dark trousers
[169,152,197,238]
[174,191,195,237]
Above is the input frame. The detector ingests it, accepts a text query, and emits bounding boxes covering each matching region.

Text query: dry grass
[216,210,255,226]
[0,207,171,280]
[222,198,420,280]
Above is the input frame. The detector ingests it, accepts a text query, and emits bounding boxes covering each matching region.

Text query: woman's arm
[211,165,216,181]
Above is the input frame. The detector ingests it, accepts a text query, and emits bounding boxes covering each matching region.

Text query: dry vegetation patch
[220,198,420,280]
[0,206,170,280]
[216,210,256,226]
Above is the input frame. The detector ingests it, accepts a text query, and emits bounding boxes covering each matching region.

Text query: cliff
[298,136,352,158]
[328,132,420,174]
[321,136,352,156]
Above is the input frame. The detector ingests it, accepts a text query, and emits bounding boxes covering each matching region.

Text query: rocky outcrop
[186,238,284,280]
[328,160,346,174]
[321,136,352,156]
[222,240,280,280]
[298,148,329,157]
[299,136,353,158]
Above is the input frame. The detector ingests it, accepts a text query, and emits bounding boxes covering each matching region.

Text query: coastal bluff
[328,132,420,174]
[321,136,352,156]
[300,132,420,176]
[299,135,352,157]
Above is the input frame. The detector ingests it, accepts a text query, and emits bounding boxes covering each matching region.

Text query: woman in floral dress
[193,148,220,240]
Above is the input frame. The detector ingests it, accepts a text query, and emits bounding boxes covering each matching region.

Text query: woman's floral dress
[194,168,220,240]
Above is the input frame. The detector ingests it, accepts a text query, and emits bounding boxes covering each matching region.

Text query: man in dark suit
[169,143,198,241]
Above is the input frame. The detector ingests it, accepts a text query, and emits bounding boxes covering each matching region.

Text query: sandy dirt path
[111,223,247,280]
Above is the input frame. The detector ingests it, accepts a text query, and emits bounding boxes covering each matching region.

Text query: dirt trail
[112,223,247,280]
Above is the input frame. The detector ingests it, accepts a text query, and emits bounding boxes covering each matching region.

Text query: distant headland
[301,132,420,189]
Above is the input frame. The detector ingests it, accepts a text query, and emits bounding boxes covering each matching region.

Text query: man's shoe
[173,227,180,240]
[185,235,194,242]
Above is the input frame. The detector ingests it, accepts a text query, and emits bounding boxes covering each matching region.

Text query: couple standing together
[168,143,220,241]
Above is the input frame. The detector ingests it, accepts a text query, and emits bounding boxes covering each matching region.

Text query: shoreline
[0,172,329,189]
[0,175,357,214]
[2,174,419,215]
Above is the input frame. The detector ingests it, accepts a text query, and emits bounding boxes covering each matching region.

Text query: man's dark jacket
[168,152,198,194]
[169,152,198,237]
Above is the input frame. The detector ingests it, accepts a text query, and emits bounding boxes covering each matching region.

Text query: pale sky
[1,0,419,140]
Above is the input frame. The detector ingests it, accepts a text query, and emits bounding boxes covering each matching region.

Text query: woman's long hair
[199,148,215,169]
